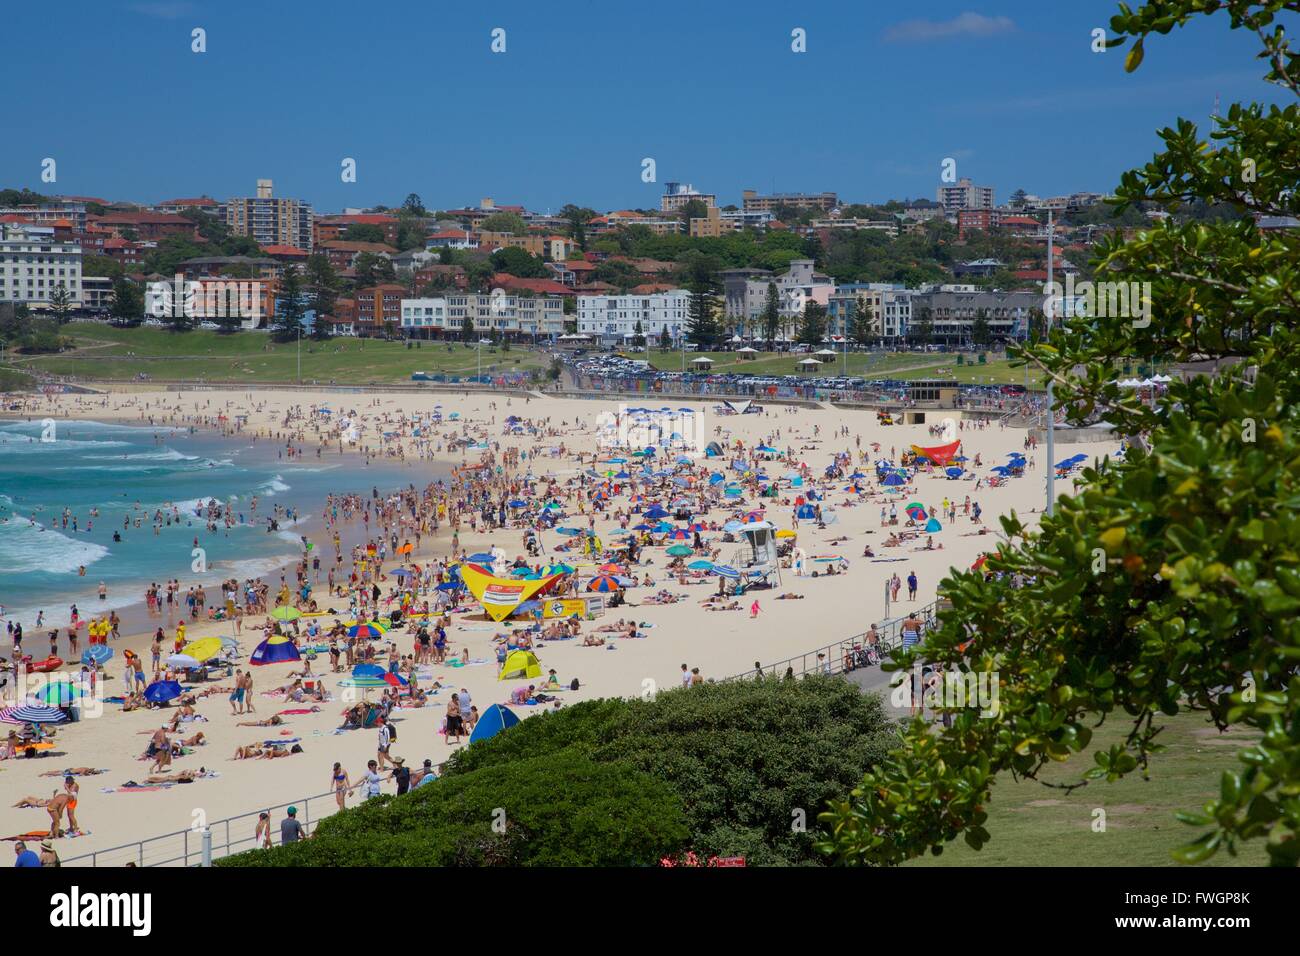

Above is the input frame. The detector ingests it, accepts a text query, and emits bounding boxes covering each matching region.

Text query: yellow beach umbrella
[182,637,223,662]
[776,529,797,539]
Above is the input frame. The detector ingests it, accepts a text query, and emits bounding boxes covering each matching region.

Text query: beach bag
[387,723,397,741]
[569,678,580,691]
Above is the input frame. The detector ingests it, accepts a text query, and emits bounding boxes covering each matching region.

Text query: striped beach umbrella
[586,574,622,592]
[666,529,691,541]
[346,621,389,639]
[1,704,68,725]
[712,565,741,579]
[338,676,388,689]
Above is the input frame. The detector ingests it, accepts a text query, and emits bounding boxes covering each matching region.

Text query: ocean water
[0,419,417,630]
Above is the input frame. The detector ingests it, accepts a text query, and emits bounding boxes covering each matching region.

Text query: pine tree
[762,281,781,350]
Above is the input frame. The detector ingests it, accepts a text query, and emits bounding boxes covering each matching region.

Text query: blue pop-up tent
[469,703,521,744]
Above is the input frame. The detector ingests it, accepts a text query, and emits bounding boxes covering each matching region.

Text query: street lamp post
[1045,212,1056,517]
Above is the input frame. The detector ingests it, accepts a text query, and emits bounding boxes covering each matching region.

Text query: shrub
[218,750,688,867]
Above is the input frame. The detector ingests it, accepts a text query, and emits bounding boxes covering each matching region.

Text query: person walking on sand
[331,762,351,809]
[750,599,761,618]
[230,669,245,714]
[376,716,394,768]
[907,569,918,601]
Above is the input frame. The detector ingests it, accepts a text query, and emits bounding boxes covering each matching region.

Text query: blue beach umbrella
[0,704,67,725]
[144,680,183,704]
[81,645,113,666]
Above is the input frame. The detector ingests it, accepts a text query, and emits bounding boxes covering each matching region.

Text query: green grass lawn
[11,323,546,384]
[904,711,1268,867]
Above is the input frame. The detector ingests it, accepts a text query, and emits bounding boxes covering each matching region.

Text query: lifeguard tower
[731,520,781,588]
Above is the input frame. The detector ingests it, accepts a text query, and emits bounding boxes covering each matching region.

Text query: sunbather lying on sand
[236,715,284,727]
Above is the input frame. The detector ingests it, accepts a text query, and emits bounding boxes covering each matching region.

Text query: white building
[576,290,691,345]
[400,297,448,334]
[0,221,82,309]
[81,275,114,313]
[402,293,565,339]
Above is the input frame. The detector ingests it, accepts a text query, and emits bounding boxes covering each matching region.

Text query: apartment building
[81,275,114,313]
[688,205,731,238]
[399,297,448,336]
[89,210,198,241]
[0,221,82,309]
[353,283,406,333]
[221,179,314,252]
[317,240,397,271]
[721,259,835,334]
[660,182,716,213]
[909,287,1042,342]
[936,177,995,214]
[314,213,401,247]
[810,218,899,237]
[425,292,566,340]
[741,189,839,214]
[0,200,89,232]
[828,284,913,342]
[575,290,691,345]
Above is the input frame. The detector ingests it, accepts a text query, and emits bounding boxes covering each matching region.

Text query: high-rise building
[741,189,839,214]
[936,177,995,213]
[221,179,314,252]
[660,182,716,213]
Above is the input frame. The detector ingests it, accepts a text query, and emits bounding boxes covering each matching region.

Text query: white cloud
[884,12,1017,44]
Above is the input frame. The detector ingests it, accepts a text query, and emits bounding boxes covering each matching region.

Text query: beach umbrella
[881,473,905,487]
[666,544,693,557]
[924,517,942,533]
[182,638,223,662]
[219,635,241,650]
[971,555,989,571]
[687,559,715,570]
[384,672,409,687]
[586,574,622,592]
[722,520,743,532]
[31,681,83,706]
[166,653,201,669]
[80,645,113,666]
[144,680,183,704]
[347,621,389,639]
[270,606,302,622]
[543,562,575,575]
[644,505,670,519]
[352,663,386,679]
[468,551,495,563]
[499,650,542,681]
[712,564,741,579]
[598,563,626,574]
[666,529,691,541]
[944,466,964,478]
[339,676,388,689]
[0,704,67,725]
[391,567,416,580]
[250,634,301,665]
[469,703,521,744]
[776,529,797,539]
[508,499,528,508]
[686,522,707,533]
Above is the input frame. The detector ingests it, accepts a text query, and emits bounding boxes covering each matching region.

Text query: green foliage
[819,0,1300,868]
[110,276,144,325]
[447,677,895,865]
[217,751,689,867]
[797,302,828,346]
[489,246,549,279]
[479,211,528,236]
[343,223,386,244]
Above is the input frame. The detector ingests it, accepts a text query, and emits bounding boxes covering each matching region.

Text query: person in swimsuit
[445,694,464,744]
[331,762,352,809]
[62,776,80,834]
[230,668,245,715]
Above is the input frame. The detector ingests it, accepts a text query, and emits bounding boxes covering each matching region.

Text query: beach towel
[278,709,316,715]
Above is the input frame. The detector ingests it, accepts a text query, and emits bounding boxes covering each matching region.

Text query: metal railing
[60,759,448,867]
[728,600,940,681]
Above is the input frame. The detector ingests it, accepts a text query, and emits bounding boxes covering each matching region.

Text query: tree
[819,0,1300,868]
[632,319,645,347]
[81,255,123,279]
[1009,188,1028,209]
[796,302,827,346]
[343,224,386,244]
[438,245,454,265]
[109,276,144,326]
[658,326,672,350]
[353,252,395,288]
[852,295,875,347]
[909,305,933,348]
[559,204,596,250]
[47,285,73,325]
[480,211,527,236]
[271,266,305,343]
[678,198,708,226]
[461,315,475,343]
[761,281,781,350]
[489,246,548,279]
[305,254,338,340]
[971,308,991,348]
[402,193,426,216]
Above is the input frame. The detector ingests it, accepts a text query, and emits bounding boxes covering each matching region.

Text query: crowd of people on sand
[1,388,1081,859]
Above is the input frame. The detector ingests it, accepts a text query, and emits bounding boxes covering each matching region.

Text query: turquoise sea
[0,418,418,632]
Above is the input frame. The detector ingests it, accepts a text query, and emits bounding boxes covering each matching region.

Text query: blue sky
[2,0,1284,213]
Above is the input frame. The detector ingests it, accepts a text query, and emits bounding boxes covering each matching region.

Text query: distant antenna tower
[1212,92,1221,121]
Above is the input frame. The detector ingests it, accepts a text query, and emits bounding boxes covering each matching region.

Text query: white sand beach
[0,386,1119,861]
